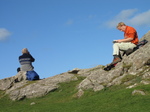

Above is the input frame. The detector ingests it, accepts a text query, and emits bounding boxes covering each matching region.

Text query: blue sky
[0,0,150,79]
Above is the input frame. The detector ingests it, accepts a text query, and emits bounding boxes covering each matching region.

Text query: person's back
[124,26,139,45]
[19,48,35,71]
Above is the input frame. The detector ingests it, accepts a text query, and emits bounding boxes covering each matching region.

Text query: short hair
[116,22,126,28]
[22,48,29,54]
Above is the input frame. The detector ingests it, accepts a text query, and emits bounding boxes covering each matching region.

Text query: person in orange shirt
[111,22,139,64]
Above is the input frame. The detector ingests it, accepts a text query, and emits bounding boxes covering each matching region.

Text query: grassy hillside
[0,77,150,112]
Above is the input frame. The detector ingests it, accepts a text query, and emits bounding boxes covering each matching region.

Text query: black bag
[136,39,148,49]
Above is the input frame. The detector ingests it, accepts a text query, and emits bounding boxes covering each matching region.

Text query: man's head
[22,48,29,54]
[116,22,126,32]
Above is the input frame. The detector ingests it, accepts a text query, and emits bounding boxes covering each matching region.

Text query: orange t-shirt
[124,26,139,45]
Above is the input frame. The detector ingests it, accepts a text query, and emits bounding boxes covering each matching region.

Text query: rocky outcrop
[0,71,26,91]
[77,31,150,93]
[0,31,150,100]
[0,72,78,100]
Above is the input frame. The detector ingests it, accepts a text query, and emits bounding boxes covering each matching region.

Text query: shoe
[104,64,115,71]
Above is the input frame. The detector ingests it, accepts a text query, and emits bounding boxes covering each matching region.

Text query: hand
[113,40,118,43]
[115,40,122,43]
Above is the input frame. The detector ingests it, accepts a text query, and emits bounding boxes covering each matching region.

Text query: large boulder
[0,72,78,100]
[77,31,150,93]
[0,71,26,90]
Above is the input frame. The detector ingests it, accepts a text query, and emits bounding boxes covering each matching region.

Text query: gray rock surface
[0,72,78,100]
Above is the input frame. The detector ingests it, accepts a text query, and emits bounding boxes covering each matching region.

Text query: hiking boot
[104,64,115,71]
[111,57,121,65]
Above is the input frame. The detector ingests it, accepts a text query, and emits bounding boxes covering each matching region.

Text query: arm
[116,26,137,43]
[115,38,133,43]
[28,53,35,62]
[30,55,35,62]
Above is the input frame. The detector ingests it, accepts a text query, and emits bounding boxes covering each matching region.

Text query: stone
[76,89,84,98]
[1,72,78,100]
[132,90,146,95]
[30,102,36,105]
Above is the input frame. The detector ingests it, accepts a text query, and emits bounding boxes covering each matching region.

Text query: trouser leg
[113,42,136,56]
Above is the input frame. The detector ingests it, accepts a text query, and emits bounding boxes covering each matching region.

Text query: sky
[0,0,150,79]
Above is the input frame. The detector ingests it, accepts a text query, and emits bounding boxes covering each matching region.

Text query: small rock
[132,90,146,95]
[30,102,36,105]
[126,83,137,89]
[68,68,80,74]
[76,89,84,98]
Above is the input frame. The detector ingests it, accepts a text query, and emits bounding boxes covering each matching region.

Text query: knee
[113,43,119,47]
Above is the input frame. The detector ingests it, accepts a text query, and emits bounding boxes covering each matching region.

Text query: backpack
[136,39,148,49]
[26,71,40,81]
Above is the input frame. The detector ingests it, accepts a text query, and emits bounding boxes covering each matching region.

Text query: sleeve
[19,56,22,63]
[29,54,35,62]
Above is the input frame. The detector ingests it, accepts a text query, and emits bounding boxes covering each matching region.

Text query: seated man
[18,48,39,81]
[111,22,139,65]
[19,48,35,71]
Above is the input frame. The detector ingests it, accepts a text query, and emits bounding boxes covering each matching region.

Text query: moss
[0,90,6,99]
[121,74,136,83]
[122,62,132,69]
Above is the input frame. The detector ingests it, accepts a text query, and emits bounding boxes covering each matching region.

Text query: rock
[132,90,146,95]
[68,68,80,74]
[1,72,78,100]
[76,89,84,98]
[0,71,26,90]
[140,80,150,85]
[77,31,150,96]
[93,84,104,92]
[9,83,58,101]
[15,71,27,82]
[142,71,150,79]
[30,102,36,105]
[126,83,137,89]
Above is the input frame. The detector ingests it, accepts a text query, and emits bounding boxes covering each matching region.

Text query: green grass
[1,78,150,112]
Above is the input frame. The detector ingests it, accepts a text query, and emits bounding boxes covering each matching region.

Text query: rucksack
[136,39,148,49]
[26,71,40,81]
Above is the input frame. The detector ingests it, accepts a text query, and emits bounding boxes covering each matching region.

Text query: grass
[121,74,137,83]
[0,78,150,112]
